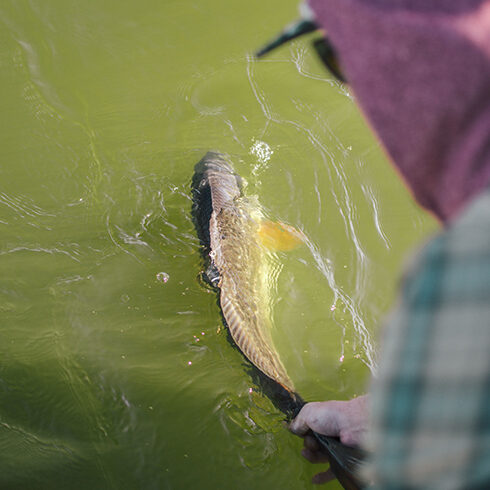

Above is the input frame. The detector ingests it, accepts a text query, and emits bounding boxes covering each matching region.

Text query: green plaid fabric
[364,188,490,489]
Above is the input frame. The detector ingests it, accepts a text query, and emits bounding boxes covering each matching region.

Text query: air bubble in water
[156,272,170,283]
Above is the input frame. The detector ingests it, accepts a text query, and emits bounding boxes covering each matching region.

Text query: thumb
[289,406,312,436]
[290,402,341,437]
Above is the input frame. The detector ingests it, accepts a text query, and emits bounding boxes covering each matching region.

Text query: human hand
[289,395,369,485]
[290,395,369,446]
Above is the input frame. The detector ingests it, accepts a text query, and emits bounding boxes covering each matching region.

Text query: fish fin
[257,220,304,251]
[204,262,220,287]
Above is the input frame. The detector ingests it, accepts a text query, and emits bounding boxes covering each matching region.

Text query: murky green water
[0,1,438,489]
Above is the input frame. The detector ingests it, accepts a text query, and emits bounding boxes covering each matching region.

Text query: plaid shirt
[364,187,490,489]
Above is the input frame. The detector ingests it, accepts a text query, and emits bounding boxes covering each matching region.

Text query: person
[258,0,490,487]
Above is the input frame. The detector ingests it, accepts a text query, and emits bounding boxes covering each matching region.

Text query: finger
[290,401,342,437]
[301,448,330,464]
[304,434,321,452]
[312,468,336,485]
[289,407,311,436]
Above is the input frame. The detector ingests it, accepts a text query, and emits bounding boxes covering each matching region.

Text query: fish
[191,152,366,490]
[191,151,297,392]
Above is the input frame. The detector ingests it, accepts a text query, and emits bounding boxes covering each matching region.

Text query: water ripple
[246,55,376,371]
[0,191,56,229]
[0,245,81,262]
[290,44,352,99]
[361,183,391,250]
[302,234,377,372]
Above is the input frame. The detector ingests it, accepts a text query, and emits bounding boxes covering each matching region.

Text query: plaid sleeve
[364,188,490,489]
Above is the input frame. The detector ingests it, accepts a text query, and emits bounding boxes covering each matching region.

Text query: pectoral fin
[257,220,304,251]
[204,262,220,287]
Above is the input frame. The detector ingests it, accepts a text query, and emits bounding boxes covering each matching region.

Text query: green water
[0,1,437,489]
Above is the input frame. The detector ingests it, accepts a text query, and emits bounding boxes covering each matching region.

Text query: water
[0,1,437,488]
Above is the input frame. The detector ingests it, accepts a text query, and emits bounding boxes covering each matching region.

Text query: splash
[249,140,274,176]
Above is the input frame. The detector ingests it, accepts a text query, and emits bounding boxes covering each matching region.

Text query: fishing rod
[191,152,366,489]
